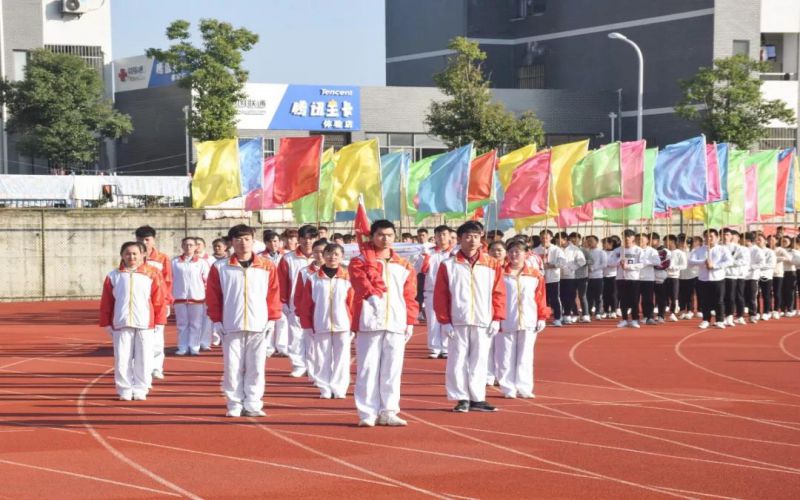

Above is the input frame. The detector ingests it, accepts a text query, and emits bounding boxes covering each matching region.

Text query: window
[12,50,28,81]
[759,128,797,150]
[510,0,545,20]
[517,64,545,89]
[732,40,750,57]
[44,44,104,77]
[388,133,413,147]
[310,131,350,151]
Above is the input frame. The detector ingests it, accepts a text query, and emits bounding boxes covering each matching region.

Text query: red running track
[1,300,799,499]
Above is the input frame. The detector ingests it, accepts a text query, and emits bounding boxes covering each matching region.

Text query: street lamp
[608,32,643,140]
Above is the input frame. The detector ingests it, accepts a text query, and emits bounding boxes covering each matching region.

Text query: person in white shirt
[678,235,701,319]
[729,230,751,325]
[486,240,507,386]
[418,225,457,359]
[757,233,777,320]
[608,229,647,328]
[743,232,764,322]
[533,230,566,326]
[558,232,585,324]
[635,233,662,325]
[664,235,686,321]
[721,228,743,326]
[770,235,786,319]
[650,233,672,323]
[171,237,211,356]
[688,229,733,329]
[779,235,797,316]
[585,235,607,320]
[602,236,621,318]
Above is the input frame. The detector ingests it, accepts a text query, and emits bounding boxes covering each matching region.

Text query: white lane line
[778,331,800,361]
[0,458,180,497]
[0,429,34,433]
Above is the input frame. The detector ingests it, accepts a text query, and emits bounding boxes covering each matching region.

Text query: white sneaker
[630,321,641,329]
[656,317,665,324]
[597,314,605,320]
[580,315,591,323]
[428,351,440,359]
[151,370,164,380]
[504,393,517,399]
[243,409,267,417]
[751,315,759,323]
[290,367,307,378]
[175,349,187,356]
[762,314,771,322]
[553,320,562,327]
[780,311,785,317]
[616,320,629,328]
[773,311,780,320]
[486,376,496,386]
[787,311,797,317]
[519,393,536,399]
[714,322,726,329]
[725,315,734,326]
[699,321,710,329]
[609,312,617,319]
[132,393,147,401]
[735,317,746,325]
[212,332,221,346]
[119,394,132,401]
[358,418,376,427]
[669,313,678,322]
[645,319,657,325]
[615,308,622,316]
[381,413,408,426]
[226,408,242,417]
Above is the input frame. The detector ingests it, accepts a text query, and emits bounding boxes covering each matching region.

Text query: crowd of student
[97,220,798,426]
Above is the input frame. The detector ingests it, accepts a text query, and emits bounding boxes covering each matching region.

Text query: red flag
[468,150,496,202]
[498,151,550,218]
[557,203,593,228]
[245,156,279,210]
[775,150,793,217]
[273,137,323,204]
[355,200,387,295]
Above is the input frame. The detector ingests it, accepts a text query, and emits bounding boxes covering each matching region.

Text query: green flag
[571,142,621,206]
[749,150,780,218]
[595,148,658,223]
[406,153,444,218]
[723,149,749,226]
[292,155,335,223]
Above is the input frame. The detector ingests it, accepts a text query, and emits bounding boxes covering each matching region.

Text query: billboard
[113,55,181,93]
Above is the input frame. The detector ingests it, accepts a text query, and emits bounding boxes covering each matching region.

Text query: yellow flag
[498,144,537,189]
[191,139,241,208]
[548,140,590,216]
[794,154,800,212]
[682,206,705,221]
[332,139,383,211]
[513,214,549,232]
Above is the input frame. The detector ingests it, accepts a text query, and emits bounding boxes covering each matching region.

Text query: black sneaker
[453,400,469,412]
[469,401,498,412]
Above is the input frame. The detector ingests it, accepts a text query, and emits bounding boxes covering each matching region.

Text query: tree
[425,37,544,152]
[675,55,795,149]
[0,49,132,171]
[147,19,258,142]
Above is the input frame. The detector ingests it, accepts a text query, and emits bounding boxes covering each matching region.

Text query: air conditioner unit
[61,0,90,15]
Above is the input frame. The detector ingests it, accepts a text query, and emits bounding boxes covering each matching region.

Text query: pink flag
[745,165,759,223]
[498,151,550,218]
[594,140,645,209]
[775,151,793,217]
[653,208,672,219]
[706,144,722,202]
[244,156,279,210]
[557,203,593,228]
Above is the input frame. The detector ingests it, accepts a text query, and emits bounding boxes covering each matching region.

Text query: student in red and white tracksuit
[434,221,506,413]
[206,225,281,417]
[172,238,210,355]
[194,238,219,350]
[293,239,326,382]
[99,241,167,401]
[278,225,319,377]
[298,243,355,399]
[135,225,173,381]
[417,225,456,359]
[497,240,549,399]
[349,220,418,427]
[262,230,288,356]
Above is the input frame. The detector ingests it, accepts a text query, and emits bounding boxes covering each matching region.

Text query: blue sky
[111,0,386,86]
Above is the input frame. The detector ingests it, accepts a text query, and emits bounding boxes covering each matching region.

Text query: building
[386,0,800,149]
[0,0,113,174]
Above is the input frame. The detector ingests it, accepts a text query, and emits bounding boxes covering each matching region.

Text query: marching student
[496,240,548,399]
[261,229,289,357]
[771,235,786,319]
[349,219,418,427]
[558,232,585,324]
[609,229,646,329]
[211,238,229,260]
[744,232,764,322]
[171,237,210,355]
[435,221,506,413]
[99,241,167,401]
[135,225,172,381]
[418,225,456,359]
[678,235,699,320]
[688,229,732,329]
[206,224,281,417]
[731,231,751,325]
[208,238,230,347]
[651,233,671,323]
[534,230,565,326]
[572,233,592,322]
[298,243,354,399]
[779,235,797,316]
[293,238,328,382]
[585,235,606,320]
[757,233,777,321]
[278,225,319,377]
[282,229,299,253]
[636,233,661,325]
[486,240,507,386]
[192,237,217,350]
[664,235,686,322]
[722,229,748,326]
[602,236,620,318]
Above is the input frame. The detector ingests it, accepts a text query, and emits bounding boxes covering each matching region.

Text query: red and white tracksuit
[144,248,173,375]
[206,255,281,413]
[99,263,167,399]
[349,250,419,422]
[294,263,320,380]
[496,264,549,397]
[278,249,314,372]
[171,255,210,354]
[434,251,506,402]
[418,245,456,355]
[262,249,288,355]
[297,267,355,398]
[198,253,219,348]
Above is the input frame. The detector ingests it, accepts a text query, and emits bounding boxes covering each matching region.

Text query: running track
[1,301,799,499]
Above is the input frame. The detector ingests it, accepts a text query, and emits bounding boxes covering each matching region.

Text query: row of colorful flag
[190,134,799,230]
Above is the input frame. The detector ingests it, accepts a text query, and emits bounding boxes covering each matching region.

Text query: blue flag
[417,144,473,214]
[238,138,264,194]
[378,151,410,221]
[716,143,729,202]
[782,148,796,213]
[654,136,707,212]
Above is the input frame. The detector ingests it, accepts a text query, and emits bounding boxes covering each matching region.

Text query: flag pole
[316,137,325,230]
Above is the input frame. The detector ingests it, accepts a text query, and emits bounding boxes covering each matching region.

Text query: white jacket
[759,247,776,280]
[666,248,687,279]
[638,246,661,281]
[688,245,733,282]
[603,249,619,278]
[608,245,652,281]
[679,247,699,279]
[782,248,798,273]
[206,255,282,333]
[724,244,748,279]
[171,255,210,303]
[588,248,607,279]
[500,264,549,332]
[434,252,505,328]
[278,250,314,313]
[774,247,787,277]
[533,245,565,283]
[349,252,418,334]
[99,264,167,330]
[560,244,587,280]
[745,245,763,280]
[297,267,355,334]
[420,245,457,294]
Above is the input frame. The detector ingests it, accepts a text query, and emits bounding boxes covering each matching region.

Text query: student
[416,228,429,244]
[731,231,751,324]
[134,225,172,381]
[743,232,763,322]
[418,225,456,359]
[651,233,671,323]
[664,235,686,321]
[486,240,507,386]
[298,243,354,399]
[757,233,777,321]
[534,230,566,326]
[602,237,620,318]
[688,229,732,329]
[171,237,210,355]
[435,221,506,413]
[293,238,327,382]
[678,235,699,320]
[192,237,216,350]
[497,240,548,399]
[636,233,661,325]
[572,233,592,322]
[585,235,606,320]
[278,225,319,377]
[779,235,797,316]
[211,238,229,260]
[609,229,646,329]
[260,230,289,357]
[317,226,329,240]
[206,224,281,417]
[771,235,786,319]
[282,229,299,253]
[207,238,230,347]
[100,242,167,401]
[350,220,418,427]
[558,232,585,324]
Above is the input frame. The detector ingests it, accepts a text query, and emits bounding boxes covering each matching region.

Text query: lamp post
[183,105,191,176]
[608,112,617,142]
[608,32,643,140]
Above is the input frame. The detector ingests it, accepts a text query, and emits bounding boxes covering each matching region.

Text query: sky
[111,0,386,86]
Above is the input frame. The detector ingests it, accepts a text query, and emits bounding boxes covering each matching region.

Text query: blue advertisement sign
[269,85,361,131]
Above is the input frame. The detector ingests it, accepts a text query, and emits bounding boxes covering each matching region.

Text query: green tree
[675,55,795,148]
[425,37,544,152]
[0,49,132,171]
[147,19,258,142]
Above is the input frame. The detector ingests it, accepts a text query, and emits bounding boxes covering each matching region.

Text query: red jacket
[99,263,167,329]
[434,251,506,327]
[349,250,419,334]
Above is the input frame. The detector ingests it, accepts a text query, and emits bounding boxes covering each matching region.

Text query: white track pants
[265,313,288,357]
[222,330,268,412]
[304,328,317,381]
[446,325,491,402]
[200,306,213,348]
[152,324,165,374]
[286,311,306,371]
[355,330,406,421]
[175,303,205,354]
[112,328,153,398]
[424,293,447,354]
[487,340,496,382]
[495,329,538,397]
[313,331,351,397]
